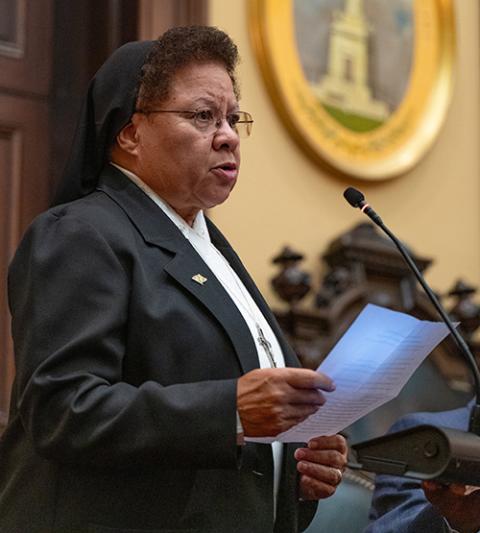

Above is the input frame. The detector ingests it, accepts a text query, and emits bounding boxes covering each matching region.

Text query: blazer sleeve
[8,210,240,470]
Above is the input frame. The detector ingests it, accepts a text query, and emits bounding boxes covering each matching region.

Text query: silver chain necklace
[211,246,277,368]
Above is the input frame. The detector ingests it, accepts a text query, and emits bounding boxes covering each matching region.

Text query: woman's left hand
[294,434,348,500]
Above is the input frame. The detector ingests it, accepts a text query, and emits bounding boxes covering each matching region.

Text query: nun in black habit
[0,26,347,533]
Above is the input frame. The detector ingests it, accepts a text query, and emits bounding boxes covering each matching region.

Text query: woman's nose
[212,118,240,150]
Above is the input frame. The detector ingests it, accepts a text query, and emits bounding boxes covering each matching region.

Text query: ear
[115,120,140,156]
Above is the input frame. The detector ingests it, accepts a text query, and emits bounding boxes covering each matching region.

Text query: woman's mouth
[211,162,238,181]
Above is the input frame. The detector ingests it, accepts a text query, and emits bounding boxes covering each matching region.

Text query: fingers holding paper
[295,434,348,500]
[237,368,335,437]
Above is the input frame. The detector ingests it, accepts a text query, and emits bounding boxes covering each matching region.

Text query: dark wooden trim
[0,409,7,435]
[138,0,208,40]
[174,0,208,26]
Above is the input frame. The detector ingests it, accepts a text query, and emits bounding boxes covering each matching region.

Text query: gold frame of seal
[248,0,456,181]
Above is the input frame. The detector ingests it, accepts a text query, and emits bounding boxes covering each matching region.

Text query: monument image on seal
[294,0,413,133]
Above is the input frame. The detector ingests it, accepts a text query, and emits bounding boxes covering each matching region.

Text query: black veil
[52,40,153,206]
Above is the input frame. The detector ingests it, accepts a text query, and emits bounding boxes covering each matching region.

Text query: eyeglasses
[135,108,254,138]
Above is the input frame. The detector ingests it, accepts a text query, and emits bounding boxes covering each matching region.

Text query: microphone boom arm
[344,187,480,435]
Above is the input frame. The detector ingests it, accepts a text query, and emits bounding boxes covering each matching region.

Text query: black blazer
[0,165,317,532]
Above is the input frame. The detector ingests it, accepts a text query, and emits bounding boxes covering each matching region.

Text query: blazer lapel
[162,251,260,373]
[96,166,260,374]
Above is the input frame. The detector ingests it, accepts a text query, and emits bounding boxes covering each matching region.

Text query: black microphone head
[343,187,365,208]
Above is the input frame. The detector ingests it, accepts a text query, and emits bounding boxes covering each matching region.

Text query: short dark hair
[138,26,240,107]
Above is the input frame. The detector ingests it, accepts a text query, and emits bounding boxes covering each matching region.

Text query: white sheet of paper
[246,304,452,444]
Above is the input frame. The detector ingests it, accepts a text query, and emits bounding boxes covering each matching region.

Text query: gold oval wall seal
[249,0,455,181]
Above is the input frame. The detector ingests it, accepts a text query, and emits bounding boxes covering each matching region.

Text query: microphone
[343,187,480,485]
[343,187,383,226]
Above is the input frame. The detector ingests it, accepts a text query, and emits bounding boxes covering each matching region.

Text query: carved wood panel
[0,0,25,58]
[270,224,477,439]
[0,0,53,96]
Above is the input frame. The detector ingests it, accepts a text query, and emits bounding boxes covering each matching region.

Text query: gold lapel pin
[192,274,208,285]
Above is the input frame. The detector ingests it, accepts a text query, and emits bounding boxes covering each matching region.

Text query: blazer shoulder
[29,191,138,246]
[51,190,132,227]
[10,192,140,279]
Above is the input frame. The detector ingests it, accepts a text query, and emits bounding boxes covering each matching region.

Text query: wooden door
[0,0,208,433]
[0,0,53,430]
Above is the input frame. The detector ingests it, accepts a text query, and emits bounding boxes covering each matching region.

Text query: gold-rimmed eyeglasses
[135,108,254,138]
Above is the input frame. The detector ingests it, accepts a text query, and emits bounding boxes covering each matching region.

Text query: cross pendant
[256,324,277,368]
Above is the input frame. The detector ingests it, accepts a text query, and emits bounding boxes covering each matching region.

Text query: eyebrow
[189,96,240,111]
